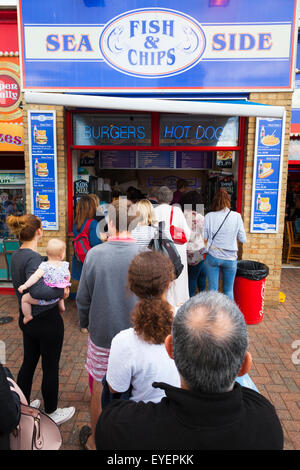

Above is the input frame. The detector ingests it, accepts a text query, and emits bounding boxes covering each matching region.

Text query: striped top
[131,225,156,250]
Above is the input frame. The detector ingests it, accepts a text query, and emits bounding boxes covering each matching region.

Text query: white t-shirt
[106,328,180,403]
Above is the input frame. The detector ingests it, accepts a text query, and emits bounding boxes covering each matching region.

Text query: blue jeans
[188,261,207,297]
[205,253,237,300]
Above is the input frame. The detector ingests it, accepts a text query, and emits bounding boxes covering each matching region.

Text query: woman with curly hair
[105,251,180,403]
[204,189,246,299]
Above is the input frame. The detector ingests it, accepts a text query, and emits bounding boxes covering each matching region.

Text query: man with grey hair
[95,292,283,450]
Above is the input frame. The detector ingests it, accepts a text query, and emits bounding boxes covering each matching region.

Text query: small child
[18,238,71,324]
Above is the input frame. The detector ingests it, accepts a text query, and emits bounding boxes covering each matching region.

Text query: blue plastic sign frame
[18,0,298,93]
[250,116,285,233]
[28,110,59,231]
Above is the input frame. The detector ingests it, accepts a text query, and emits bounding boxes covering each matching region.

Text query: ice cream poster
[251,117,284,233]
[28,110,58,230]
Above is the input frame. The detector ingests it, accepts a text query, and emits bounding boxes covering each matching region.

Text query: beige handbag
[7,378,62,450]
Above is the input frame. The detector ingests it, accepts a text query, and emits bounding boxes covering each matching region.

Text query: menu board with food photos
[250,117,284,233]
[28,111,59,230]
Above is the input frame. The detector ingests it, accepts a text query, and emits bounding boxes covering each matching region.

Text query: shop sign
[0,172,25,185]
[28,111,59,230]
[73,113,152,146]
[18,0,297,92]
[0,58,24,152]
[159,115,239,147]
[250,117,285,233]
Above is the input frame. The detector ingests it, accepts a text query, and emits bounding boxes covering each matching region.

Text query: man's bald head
[172,292,248,394]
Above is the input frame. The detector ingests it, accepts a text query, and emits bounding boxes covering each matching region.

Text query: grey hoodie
[76,240,140,348]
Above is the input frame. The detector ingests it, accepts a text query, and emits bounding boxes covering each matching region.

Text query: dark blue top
[71,218,102,281]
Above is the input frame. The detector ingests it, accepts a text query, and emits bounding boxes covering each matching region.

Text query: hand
[18,285,26,293]
[63,287,70,299]
[100,232,109,242]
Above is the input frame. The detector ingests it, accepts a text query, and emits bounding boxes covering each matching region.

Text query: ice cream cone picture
[37,162,49,177]
[39,194,50,210]
[258,161,274,179]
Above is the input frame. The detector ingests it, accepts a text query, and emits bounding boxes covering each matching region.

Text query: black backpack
[148,222,184,279]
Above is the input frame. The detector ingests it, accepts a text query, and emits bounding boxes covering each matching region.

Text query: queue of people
[0,184,284,451]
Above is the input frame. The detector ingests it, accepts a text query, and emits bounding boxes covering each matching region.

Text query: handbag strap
[170,206,174,225]
[207,210,231,252]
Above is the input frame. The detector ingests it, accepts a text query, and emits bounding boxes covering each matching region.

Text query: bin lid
[236,260,269,281]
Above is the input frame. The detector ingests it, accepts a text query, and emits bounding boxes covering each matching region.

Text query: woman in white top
[154,186,191,310]
[106,251,180,403]
[204,189,247,300]
[131,199,157,250]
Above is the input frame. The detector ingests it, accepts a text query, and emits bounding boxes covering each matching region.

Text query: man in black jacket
[95,291,283,450]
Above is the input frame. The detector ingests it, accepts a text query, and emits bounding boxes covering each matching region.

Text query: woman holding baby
[7,214,75,426]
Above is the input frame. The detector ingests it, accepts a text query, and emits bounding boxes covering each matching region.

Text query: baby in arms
[18,239,71,324]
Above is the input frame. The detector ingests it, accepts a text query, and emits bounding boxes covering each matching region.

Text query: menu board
[250,118,284,233]
[176,152,213,169]
[100,151,136,169]
[28,111,58,230]
[138,151,175,169]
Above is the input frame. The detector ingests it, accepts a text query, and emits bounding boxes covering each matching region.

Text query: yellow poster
[0,57,24,152]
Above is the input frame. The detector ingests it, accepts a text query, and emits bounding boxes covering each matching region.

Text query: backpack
[7,377,62,451]
[148,222,184,279]
[72,219,93,264]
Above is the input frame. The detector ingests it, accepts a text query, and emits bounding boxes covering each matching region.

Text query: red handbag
[170,207,187,245]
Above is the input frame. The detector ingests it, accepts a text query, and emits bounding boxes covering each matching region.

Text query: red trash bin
[233,261,269,325]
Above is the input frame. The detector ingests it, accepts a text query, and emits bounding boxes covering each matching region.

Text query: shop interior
[71,149,240,215]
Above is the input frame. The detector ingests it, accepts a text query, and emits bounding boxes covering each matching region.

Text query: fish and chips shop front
[17,0,298,305]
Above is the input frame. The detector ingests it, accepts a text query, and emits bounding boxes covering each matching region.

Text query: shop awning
[24,92,285,119]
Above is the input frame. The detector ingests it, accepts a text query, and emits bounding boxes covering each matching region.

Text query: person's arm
[18,267,45,293]
[76,255,92,329]
[237,214,247,244]
[0,364,20,435]
[90,220,103,247]
[106,333,132,394]
[25,256,64,301]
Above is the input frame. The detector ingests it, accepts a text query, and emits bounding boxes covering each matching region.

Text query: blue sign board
[250,118,284,233]
[18,0,297,92]
[28,111,59,230]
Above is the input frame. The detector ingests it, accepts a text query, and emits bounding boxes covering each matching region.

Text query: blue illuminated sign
[18,0,297,92]
[73,113,151,146]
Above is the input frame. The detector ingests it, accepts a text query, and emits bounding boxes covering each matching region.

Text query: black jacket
[95,382,283,450]
[0,364,20,450]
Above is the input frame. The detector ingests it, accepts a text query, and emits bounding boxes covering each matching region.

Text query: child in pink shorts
[18,238,71,324]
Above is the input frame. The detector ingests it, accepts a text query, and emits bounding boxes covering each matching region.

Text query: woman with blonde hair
[131,199,157,249]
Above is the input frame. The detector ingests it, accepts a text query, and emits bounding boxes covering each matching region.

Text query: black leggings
[17,306,64,414]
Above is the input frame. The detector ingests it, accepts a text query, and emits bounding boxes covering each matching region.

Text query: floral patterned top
[184,210,205,266]
[39,261,71,288]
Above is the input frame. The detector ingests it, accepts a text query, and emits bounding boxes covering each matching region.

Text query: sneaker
[30,399,41,409]
[47,407,75,425]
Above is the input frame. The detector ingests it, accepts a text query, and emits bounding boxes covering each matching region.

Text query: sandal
[79,425,92,450]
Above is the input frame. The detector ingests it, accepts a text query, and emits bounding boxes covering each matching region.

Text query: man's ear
[237,351,252,377]
[165,335,174,360]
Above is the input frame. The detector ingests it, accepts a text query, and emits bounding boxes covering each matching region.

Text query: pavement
[0,268,299,451]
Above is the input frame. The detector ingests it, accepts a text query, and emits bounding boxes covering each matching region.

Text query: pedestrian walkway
[0,268,299,450]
